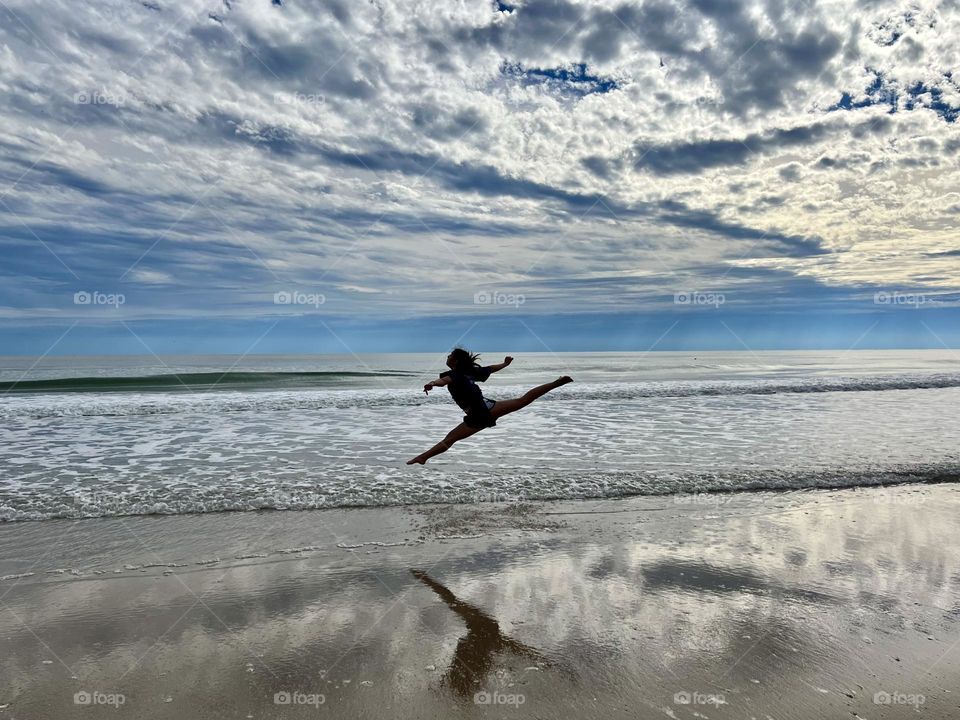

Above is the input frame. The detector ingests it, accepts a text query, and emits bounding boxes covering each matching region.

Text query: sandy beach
[1,483,958,719]
[5,0,960,715]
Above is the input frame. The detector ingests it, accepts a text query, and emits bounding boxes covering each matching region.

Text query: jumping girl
[406,348,572,465]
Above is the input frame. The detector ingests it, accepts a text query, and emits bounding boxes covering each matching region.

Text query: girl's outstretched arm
[486,356,514,373]
[423,376,452,394]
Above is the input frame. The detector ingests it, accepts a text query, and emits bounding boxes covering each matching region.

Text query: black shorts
[464,399,497,429]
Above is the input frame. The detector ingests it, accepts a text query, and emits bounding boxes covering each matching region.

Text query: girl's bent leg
[407,422,481,464]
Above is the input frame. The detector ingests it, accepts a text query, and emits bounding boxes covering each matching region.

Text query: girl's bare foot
[406,456,426,465]
[555,375,573,386]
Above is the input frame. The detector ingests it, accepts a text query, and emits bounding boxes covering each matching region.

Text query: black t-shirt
[439,365,492,413]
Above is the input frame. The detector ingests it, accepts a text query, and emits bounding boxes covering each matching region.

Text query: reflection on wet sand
[639,558,838,604]
[0,485,958,719]
[412,569,551,699]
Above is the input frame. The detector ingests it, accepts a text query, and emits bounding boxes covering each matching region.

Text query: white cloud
[0,0,958,322]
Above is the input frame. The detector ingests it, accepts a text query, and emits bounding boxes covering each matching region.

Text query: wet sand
[1,483,959,719]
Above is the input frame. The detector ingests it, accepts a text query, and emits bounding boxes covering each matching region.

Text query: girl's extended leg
[490,375,572,419]
[407,422,481,465]
[406,376,573,465]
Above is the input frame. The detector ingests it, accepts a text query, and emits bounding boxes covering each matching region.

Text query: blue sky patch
[501,62,620,97]
[829,70,958,122]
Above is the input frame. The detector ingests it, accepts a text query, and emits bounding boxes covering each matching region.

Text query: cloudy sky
[1,0,958,354]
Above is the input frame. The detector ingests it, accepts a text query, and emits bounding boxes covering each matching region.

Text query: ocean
[1,350,958,522]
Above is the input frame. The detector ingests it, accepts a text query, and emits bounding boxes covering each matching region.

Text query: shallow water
[2,350,959,521]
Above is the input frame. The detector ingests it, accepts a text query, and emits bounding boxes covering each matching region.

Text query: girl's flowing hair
[449,347,481,373]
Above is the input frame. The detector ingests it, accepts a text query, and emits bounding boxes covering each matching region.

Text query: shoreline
[2,483,959,718]
[4,466,960,524]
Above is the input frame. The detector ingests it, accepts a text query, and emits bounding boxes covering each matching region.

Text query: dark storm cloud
[195,109,827,257]
[778,163,802,182]
[630,117,891,175]
[410,104,488,140]
[634,123,831,175]
[453,0,842,114]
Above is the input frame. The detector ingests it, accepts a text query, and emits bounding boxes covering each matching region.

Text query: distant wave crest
[0,370,418,394]
[2,372,959,419]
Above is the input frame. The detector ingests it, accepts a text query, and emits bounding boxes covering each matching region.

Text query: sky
[0,0,958,355]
